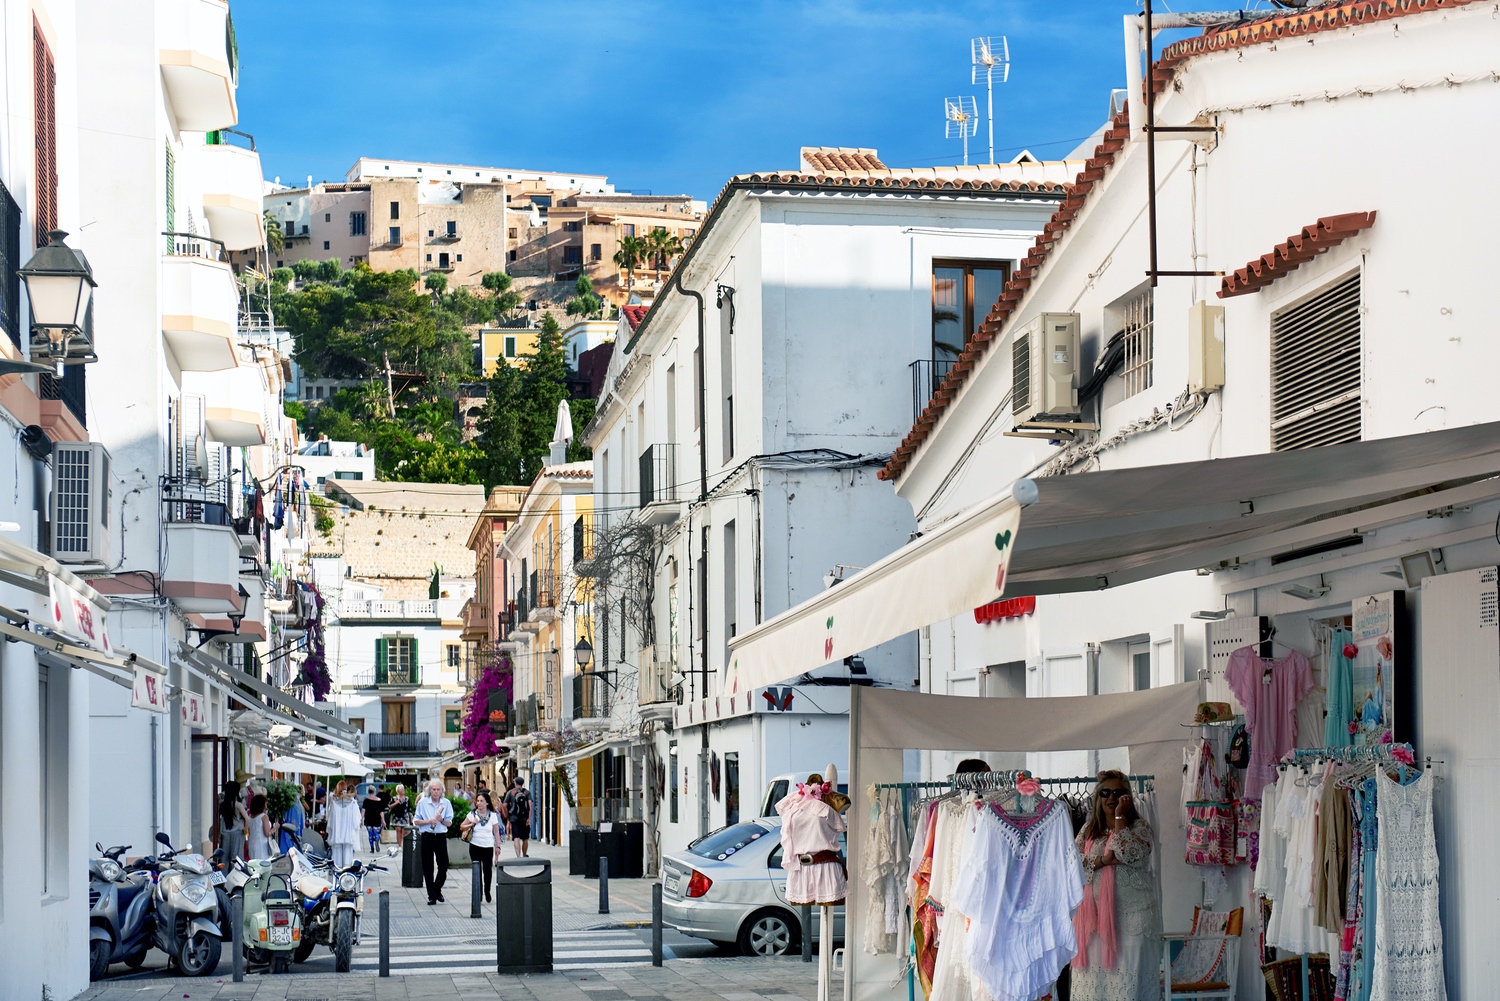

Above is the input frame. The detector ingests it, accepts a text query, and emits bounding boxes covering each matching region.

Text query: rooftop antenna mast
[971,36,1010,165]
[944,96,979,166]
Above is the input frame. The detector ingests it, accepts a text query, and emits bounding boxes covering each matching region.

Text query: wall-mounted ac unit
[51,441,111,564]
[1011,312,1081,426]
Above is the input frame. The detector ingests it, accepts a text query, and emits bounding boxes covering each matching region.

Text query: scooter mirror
[96,841,103,852]
[183,843,193,852]
[155,832,172,846]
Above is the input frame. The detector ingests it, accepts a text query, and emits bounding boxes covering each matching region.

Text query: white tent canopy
[727,421,1500,692]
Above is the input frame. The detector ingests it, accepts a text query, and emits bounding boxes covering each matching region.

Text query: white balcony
[196,575,267,643]
[162,247,239,372]
[335,599,437,620]
[185,363,268,446]
[189,140,264,251]
[164,521,243,614]
[159,0,238,132]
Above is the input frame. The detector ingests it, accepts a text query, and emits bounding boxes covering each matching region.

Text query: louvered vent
[50,442,110,563]
[1012,332,1032,418]
[1270,272,1361,450]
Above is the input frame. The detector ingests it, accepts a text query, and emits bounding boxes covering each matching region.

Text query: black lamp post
[18,230,96,375]
[574,636,593,671]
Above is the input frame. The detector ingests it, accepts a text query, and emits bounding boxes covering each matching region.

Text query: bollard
[598,855,610,914]
[801,904,812,963]
[230,892,244,982]
[651,882,663,967]
[379,889,390,977]
[472,857,483,918]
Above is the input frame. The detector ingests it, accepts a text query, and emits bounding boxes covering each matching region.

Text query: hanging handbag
[1226,723,1251,770]
[1184,801,1236,866]
[1234,799,1260,868]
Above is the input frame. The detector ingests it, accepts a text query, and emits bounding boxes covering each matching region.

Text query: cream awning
[727,421,1500,692]
[0,602,168,690]
[178,643,358,748]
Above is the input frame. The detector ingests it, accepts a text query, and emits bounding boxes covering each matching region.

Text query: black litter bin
[598,828,625,879]
[568,828,588,876]
[620,821,645,879]
[495,857,552,973]
[401,829,423,889]
[581,828,601,878]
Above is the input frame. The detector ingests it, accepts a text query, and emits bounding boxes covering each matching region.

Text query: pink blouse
[1226,647,1313,801]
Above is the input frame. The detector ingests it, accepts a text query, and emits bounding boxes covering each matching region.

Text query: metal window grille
[1120,290,1154,398]
[1270,273,1361,451]
[0,180,21,349]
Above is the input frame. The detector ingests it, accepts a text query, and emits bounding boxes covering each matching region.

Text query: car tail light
[686,870,713,898]
[270,909,290,926]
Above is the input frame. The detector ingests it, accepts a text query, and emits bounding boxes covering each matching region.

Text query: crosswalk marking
[296,928,656,972]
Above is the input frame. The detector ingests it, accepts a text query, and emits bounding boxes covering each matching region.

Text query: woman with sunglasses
[1070,769,1160,1001]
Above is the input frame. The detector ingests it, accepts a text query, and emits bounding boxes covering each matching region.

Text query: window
[455,254,462,262]
[332,470,363,480]
[931,260,1011,364]
[1271,272,1362,450]
[563,245,582,265]
[443,707,462,735]
[33,21,57,246]
[719,286,735,462]
[350,211,366,236]
[0,179,22,349]
[509,250,517,262]
[531,195,552,208]
[389,201,400,219]
[323,240,330,250]
[724,752,740,825]
[508,227,518,238]
[324,212,331,222]
[669,741,679,824]
[1131,643,1152,691]
[504,336,517,358]
[622,224,636,238]
[438,252,450,268]
[687,822,767,859]
[445,643,461,669]
[427,229,434,237]
[349,717,365,732]
[723,520,737,645]
[590,243,602,262]
[389,226,401,246]
[563,221,581,232]
[376,636,417,685]
[426,254,431,262]
[1117,286,1154,398]
[383,699,413,734]
[446,220,456,236]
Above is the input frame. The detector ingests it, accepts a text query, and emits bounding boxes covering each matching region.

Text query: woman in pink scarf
[1071,771,1161,1001]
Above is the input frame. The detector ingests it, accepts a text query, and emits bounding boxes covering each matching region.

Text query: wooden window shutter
[33,21,57,246]
[409,637,420,686]
[375,637,388,685]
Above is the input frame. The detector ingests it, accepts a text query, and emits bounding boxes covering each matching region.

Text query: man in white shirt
[413,779,454,905]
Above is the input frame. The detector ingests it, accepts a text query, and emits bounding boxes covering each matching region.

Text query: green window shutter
[410,637,420,686]
[164,144,175,253]
[375,638,387,686]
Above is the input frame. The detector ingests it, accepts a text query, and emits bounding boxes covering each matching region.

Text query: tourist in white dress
[327,781,361,868]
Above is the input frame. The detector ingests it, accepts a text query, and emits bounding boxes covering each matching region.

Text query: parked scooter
[148,832,224,976]
[235,853,304,974]
[87,843,156,980]
[290,845,393,972]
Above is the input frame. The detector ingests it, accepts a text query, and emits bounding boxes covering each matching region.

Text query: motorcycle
[87,843,155,980]
[148,832,224,976]
[290,845,392,972]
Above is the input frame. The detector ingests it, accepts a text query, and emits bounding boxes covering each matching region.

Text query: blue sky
[235,1,1225,200]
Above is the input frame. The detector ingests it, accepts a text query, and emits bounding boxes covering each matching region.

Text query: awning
[0,602,168,690]
[318,743,383,772]
[0,533,106,606]
[269,751,347,776]
[728,421,1500,690]
[178,643,358,749]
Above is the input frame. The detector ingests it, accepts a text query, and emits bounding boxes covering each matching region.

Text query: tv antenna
[972,36,1010,165]
[944,96,979,166]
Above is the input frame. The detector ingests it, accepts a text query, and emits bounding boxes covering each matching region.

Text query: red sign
[973,595,1036,624]
[383,760,404,768]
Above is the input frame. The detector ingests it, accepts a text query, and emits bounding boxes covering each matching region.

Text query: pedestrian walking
[387,783,411,828]
[279,789,306,854]
[413,779,454,904]
[362,784,386,852]
[461,790,502,902]
[328,780,360,868]
[218,780,248,863]
[247,793,273,859]
[501,777,532,858]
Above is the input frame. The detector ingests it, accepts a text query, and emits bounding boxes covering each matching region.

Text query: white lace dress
[1370,771,1446,1001]
[1071,820,1162,1001]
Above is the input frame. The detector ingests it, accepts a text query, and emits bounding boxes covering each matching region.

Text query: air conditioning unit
[50,441,111,564]
[1011,312,1081,426]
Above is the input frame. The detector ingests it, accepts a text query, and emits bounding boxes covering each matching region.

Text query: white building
[582,149,1071,866]
[346,157,613,194]
[747,5,1500,998]
[296,437,377,485]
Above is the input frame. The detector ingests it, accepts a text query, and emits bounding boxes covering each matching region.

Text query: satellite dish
[193,435,210,480]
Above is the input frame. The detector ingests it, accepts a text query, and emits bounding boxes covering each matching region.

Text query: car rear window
[687,823,770,860]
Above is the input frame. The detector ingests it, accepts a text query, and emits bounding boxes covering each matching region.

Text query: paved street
[80,840,831,998]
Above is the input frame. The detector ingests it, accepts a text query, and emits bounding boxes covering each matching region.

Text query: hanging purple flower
[460,654,513,760]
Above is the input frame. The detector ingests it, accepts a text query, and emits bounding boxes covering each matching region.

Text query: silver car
[661,818,845,956]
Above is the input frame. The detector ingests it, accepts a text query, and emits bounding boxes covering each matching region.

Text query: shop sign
[181,691,207,729]
[1351,591,1401,746]
[762,687,795,711]
[973,595,1036,624]
[49,576,111,653]
[384,760,405,768]
[131,664,168,714]
[488,689,509,738]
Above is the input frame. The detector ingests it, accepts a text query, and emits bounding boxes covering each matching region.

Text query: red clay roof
[622,305,648,331]
[801,147,887,172]
[1220,212,1376,299]
[880,0,1482,485]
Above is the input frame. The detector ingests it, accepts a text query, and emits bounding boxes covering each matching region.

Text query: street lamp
[574,636,593,670]
[18,230,97,375]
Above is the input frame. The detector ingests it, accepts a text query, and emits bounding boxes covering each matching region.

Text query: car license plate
[664,874,680,895]
[210,871,225,885]
[269,926,292,945]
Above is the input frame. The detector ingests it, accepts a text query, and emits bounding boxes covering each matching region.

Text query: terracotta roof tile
[800,147,887,172]
[1219,212,1376,298]
[622,305,648,331]
[880,0,1483,484]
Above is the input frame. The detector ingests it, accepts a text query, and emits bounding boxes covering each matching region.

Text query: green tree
[424,272,448,295]
[482,270,522,314]
[644,228,683,271]
[316,258,343,282]
[613,236,646,291]
[271,267,294,288]
[264,212,284,254]
[565,274,603,318]
[475,359,526,486]
[291,258,319,282]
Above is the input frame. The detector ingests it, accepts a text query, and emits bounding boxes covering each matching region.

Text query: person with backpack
[501,777,532,858]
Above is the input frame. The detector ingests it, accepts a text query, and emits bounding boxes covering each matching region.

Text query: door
[384,701,412,734]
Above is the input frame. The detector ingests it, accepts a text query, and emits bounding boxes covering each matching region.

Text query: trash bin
[568,828,587,876]
[401,829,423,889]
[620,821,645,879]
[495,857,552,973]
[598,828,625,879]
[581,828,601,878]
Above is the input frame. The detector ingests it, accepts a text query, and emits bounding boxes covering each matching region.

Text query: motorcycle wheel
[177,931,222,977]
[122,950,147,969]
[334,910,355,973]
[270,951,291,975]
[294,936,316,963]
[89,939,111,981]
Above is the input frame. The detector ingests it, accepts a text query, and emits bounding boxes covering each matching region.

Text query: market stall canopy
[727,421,1500,691]
[269,751,347,775]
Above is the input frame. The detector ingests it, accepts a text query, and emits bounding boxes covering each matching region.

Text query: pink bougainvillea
[460,656,513,760]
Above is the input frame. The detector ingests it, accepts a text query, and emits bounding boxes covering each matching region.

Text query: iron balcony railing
[909,358,956,423]
[639,443,678,508]
[161,473,230,526]
[375,660,420,687]
[38,367,86,429]
[572,672,613,722]
[528,568,556,610]
[163,231,228,263]
[368,732,429,755]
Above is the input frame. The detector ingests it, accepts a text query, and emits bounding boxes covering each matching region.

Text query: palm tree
[264,212,284,254]
[613,235,646,290]
[644,228,683,272]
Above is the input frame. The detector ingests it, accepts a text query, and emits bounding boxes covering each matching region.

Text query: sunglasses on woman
[1098,789,1128,799]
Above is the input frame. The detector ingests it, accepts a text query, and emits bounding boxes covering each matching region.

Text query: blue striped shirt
[414,795,453,834]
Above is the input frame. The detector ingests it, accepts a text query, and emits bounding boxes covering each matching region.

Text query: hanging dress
[1369,770,1446,1001]
[1226,647,1314,802]
[775,784,848,906]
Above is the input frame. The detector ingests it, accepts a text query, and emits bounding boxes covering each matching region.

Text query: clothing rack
[873,773,1156,794]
